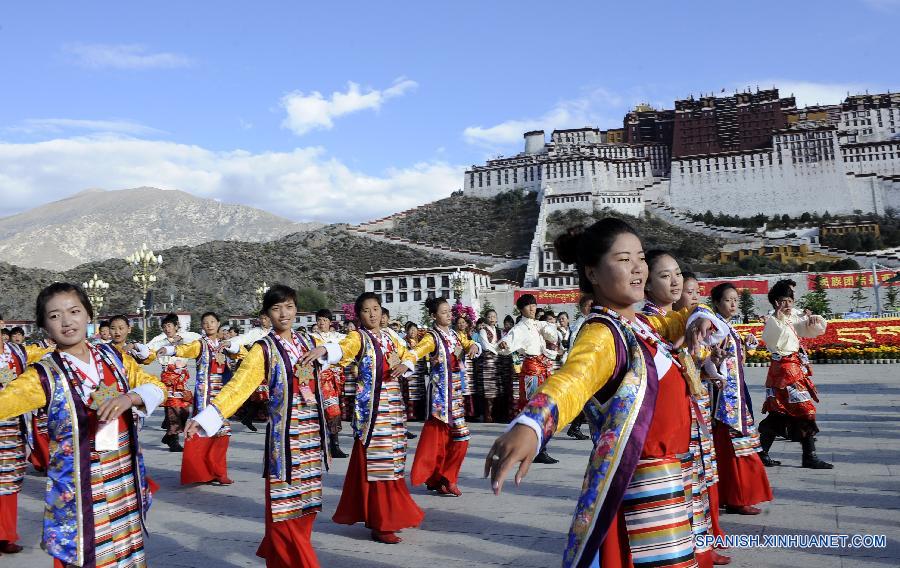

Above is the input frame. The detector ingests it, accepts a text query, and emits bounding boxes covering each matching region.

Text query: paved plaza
[10,365,900,567]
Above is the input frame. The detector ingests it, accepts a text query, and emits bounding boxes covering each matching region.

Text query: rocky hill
[382,191,540,257]
[0,226,458,320]
[0,187,320,270]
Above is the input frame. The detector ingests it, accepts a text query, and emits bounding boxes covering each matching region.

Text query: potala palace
[462,89,900,287]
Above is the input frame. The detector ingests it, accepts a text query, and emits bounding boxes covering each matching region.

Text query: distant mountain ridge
[0,187,321,270]
[0,225,460,320]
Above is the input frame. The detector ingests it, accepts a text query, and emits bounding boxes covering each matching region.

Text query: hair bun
[554,226,584,265]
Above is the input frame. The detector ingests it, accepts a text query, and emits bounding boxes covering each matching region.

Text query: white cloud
[736,80,879,107]
[0,134,461,224]
[64,43,194,70]
[8,118,163,136]
[462,88,624,149]
[280,78,418,136]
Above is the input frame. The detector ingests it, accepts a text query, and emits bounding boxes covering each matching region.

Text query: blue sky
[0,0,896,222]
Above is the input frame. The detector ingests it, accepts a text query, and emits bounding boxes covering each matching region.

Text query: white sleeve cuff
[224,341,240,354]
[686,311,730,345]
[130,343,151,361]
[192,406,224,437]
[506,414,543,458]
[158,345,176,356]
[129,384,165,418]
[323,343,343,366]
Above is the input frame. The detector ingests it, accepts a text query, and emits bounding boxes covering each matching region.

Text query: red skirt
[0,493,18,543]
[29,420,50,473]
[713,424,773,507]
[181,435,229,485]
[332,440,424,532]
[409,417,468,486]
[257,478,319,568]
[763,354,818,420]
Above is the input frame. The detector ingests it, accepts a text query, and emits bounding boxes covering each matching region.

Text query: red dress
[332,337,424,533]
[410,346,467,488]
[181,357,230,484]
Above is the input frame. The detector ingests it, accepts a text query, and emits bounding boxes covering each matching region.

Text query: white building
[668,124,900,216]
[840,93,900,143]
[365,265,494,324]
[463,128,670,212]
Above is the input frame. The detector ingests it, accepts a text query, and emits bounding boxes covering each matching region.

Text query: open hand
[467,344,479,358]
[184,419,202,439]
[484,424,538,495]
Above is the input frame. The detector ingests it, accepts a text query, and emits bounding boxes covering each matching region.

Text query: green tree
[295,287,330,312]
[849,278,870,311]
[738,288,756,323]
[419,303,434,328]
[798,275,831,316]
[885,285,900,312]
[480,298,496,318]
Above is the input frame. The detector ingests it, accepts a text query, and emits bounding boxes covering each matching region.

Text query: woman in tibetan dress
[186,285,329,567]
[0,283,165,568]
[486,220,719,568]
[407,297,482,497]
[302,292,424,545]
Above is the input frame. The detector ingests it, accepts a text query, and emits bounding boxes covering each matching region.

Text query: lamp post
[255,282,270,313]
[127,243,163,343]
[451,269,464,300]
[82,274,110,325]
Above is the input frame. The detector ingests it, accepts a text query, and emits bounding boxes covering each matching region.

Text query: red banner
[807,270,899,290]
[734,317,900,348]
[697,278,769,296]
[514,289,582,305]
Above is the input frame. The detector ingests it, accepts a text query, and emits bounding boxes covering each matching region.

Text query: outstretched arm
[186,344,266,437]
[0,368,47,420]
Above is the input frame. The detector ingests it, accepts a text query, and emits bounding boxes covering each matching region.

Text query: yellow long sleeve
[336,332,363,368]
[175,341,202,359]
[211,343,266,419]
[535,323,617,431]
[456,331,478,351]
[409,333,437,361]
[24,344,53,364]
[122,353,166,399]
[0,368,47,420]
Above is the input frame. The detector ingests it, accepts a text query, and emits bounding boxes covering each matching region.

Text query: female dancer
[157,312,244,485]
[0,283,165,567]
[0,313,52,554]
[300,293,424,544]
[642,249,684,316]
[758,280,831,469]
[485,219,718,568]
[407,297,482,496]
[185,285,329,567]
[498,294,560,464]
[476,309,502,423]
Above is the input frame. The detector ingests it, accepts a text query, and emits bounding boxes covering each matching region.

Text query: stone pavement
[9,365,899,567]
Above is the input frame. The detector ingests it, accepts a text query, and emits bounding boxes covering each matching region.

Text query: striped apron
[621,457,698,568]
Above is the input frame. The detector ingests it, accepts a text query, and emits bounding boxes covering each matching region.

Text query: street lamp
[255,282,270,312]
[82,274,110,324]
[451,269,464,300]
[126,243,163,343]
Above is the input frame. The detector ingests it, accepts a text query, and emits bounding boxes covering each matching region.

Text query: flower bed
[735,317,900,365]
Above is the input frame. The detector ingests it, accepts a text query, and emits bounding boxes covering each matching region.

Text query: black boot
[161,433,173,445]
[405,430,417,440]
[759,432,781,467]
[330,437,348,458]
[801,435,833,469]
[567,423,589,440]
[533,449,559,464]
[167,436,184,452]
